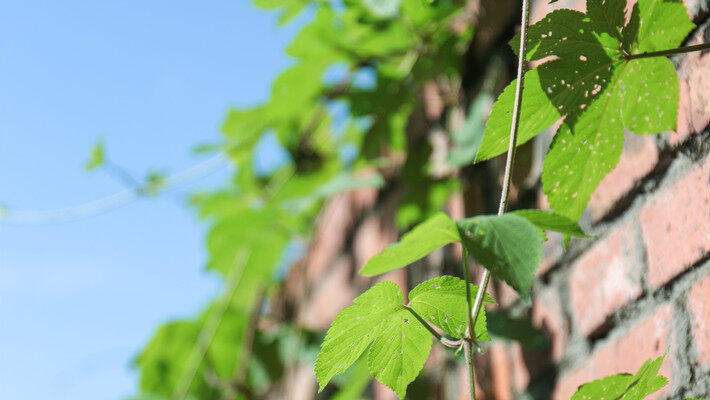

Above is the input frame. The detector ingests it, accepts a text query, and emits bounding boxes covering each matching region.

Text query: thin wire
[0,152,228,225]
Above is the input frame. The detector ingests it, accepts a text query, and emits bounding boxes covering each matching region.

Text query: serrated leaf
[476,0,694,221]
[408,276,494,339]
[316,281,438,399]
[315,281,403,391]
[572,353,668,399]
[631,0,695,54]
[456,214,543,301]
[367,308,432,399]
[360,212,461,276]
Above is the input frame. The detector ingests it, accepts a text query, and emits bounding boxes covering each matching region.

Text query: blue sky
[0,1,298,399]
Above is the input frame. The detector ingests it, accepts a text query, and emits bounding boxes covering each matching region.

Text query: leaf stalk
[461,247,477,400]
[625,42,710,60]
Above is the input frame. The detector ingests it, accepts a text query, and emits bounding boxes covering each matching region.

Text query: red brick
[569,220,642,336]
[489,344,514,400]
[349,170,379,215]
[510,343,531,393]
[532,286,569,361]
[640,156,710,287]
[306,194,352,283]
[553,304,674,400]
[290,365,317,400]
[683,0,705,19]
[689,274,710,366]
[495,279,521,309]
[353,214,397,272]
[373,381,397,400]
[589,134,658,221]
[304,256,356,329]
[538,232,564,276]
[457,364,485,400]
[423,81,443,121]
[671,28,710,146]
[530,0,585,24]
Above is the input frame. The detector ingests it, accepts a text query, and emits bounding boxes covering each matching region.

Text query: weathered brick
[689,273,710,366]
[553,304,674,400]
[640,156,710,287]
[532,286,569,361]
[569,220,642,336]
[671,27,710,146]
[589,134,658,221]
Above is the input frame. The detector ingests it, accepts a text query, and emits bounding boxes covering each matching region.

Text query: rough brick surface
[553,304,674,400]
[589,134,658,221]
[671,27,710,146]
[640,156,710,287]
[532,286,568,361]
[569,220,642,336]
[689,273,710,366]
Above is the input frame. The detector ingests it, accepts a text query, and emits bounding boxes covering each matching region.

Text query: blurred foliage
[133,0,512,398]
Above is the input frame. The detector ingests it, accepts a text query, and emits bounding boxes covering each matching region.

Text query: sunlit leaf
[360,212,461,276]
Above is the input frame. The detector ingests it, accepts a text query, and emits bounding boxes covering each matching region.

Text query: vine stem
[462,247,477,400]
[463,0,531,397]
[625,42,710,60]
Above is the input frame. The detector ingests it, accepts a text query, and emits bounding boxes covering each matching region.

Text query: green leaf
[331,358,371,400]
[448,94,491,167]
[409,276,493,340]
[360,212,461,276]
[474,69,560,162]
[315,282,404,391]
[456,214,543,301]
[84,138,105,172]
[316,281,435,399]
[476,0,694,221]
[572,353,668,399]
[367,307,432,399]
[513,209,587,236]
[512,209,588,247]
[632,0,695,54]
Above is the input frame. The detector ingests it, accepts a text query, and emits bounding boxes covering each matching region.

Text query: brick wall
[280,0,710,398]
